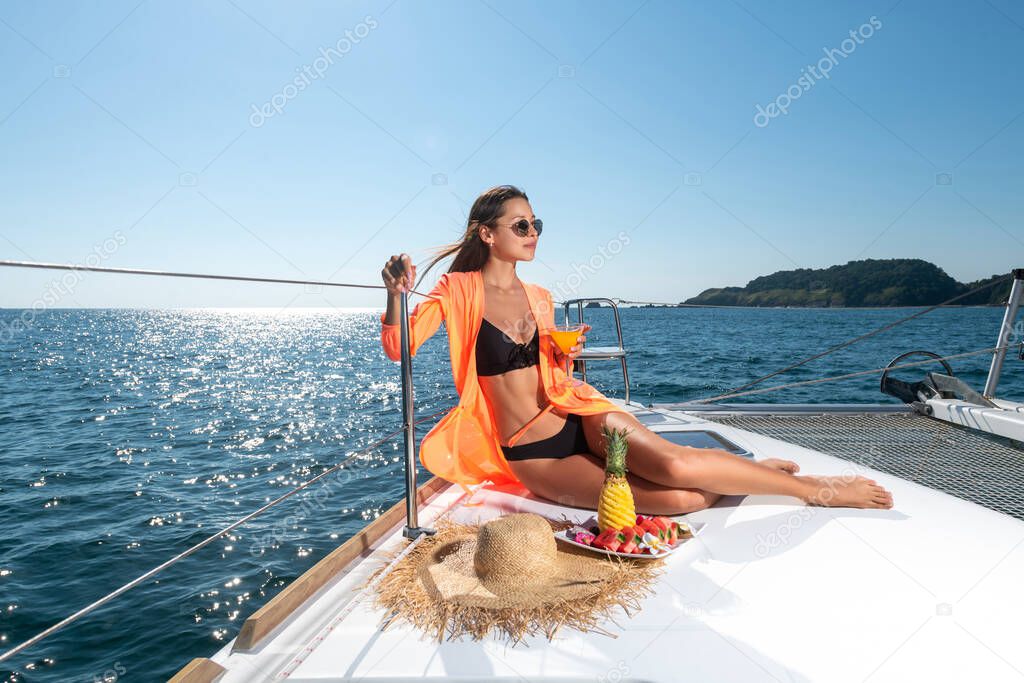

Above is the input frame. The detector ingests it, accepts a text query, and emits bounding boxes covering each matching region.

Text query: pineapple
[597,425,637,532]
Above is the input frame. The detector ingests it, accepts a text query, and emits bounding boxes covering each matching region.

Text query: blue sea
[0,306,1019,682]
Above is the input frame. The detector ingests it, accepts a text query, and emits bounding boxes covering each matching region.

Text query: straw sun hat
[367,512,663,643]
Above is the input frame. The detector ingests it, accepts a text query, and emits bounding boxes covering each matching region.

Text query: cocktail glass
[550,323,585,388]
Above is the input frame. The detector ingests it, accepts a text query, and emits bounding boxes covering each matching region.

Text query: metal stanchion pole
[399,290,434,538]
[984,268,1024,399]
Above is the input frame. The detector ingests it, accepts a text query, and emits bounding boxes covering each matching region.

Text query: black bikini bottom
[501,413,589,461]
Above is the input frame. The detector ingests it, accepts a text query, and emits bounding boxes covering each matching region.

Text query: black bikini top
[475,317,540,376]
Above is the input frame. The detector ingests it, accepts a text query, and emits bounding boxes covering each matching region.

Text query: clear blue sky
[1,0,1021,309]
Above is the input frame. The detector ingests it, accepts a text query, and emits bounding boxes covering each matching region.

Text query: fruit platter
[555,513,705,559]
[554,424,707,559]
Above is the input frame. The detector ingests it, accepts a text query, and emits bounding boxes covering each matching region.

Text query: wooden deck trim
[167,657,225,682]
[231,475,451,652]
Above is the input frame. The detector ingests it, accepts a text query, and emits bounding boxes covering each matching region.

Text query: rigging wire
[0,407,452,665]
[688,344,1009,403]
[697,273,1015,403]
[0,258,1017,661]
[609,298,740,309]
[0,259,441,300]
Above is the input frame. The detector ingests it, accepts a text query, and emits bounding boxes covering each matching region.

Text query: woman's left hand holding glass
[552,323,590,366]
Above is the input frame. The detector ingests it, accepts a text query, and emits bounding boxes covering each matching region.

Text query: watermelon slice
[639,519,660,536]
[612,527,646,555]
[593,529,618,551]
[602,530,623,552]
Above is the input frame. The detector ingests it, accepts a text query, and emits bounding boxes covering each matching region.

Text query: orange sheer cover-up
[380,270,630,491]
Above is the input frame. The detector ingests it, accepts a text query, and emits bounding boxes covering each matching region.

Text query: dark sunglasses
[502,218,543,237]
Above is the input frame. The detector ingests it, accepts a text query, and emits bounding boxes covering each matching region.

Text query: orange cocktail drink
[550,323,585,388]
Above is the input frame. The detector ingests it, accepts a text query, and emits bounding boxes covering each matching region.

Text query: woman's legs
[509,452,723,515]
[580,411,893,509]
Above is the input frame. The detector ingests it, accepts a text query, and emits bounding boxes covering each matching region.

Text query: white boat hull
[181,402,1024,683]
[927,396,1024,442]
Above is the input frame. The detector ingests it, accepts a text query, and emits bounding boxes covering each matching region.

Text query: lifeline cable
[0,407,453,664]
[689,344,1009,403]
[699,272,1015,403]
[0,259,440,300]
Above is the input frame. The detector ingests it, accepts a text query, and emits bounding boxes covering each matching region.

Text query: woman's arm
[380,254,449,360]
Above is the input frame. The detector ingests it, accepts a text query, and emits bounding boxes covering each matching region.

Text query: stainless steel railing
[0,259,438,536]
[1,257,1020,664]
[984,268,1024,398]
[397,288,435,538]
[560,297,631,404]
[0,258,440,663]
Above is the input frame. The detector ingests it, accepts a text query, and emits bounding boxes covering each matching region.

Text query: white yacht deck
[185,402,1024,682]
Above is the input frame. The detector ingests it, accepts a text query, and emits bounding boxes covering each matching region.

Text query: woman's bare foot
[759,458,800,474]
[801,475,894,509]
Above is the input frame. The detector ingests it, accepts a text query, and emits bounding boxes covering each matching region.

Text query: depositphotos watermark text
[754,16,882,128]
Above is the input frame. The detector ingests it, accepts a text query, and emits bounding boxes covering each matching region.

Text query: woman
[381,185,894,513]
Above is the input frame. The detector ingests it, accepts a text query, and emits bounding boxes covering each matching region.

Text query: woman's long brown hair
[415,184,528,289]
